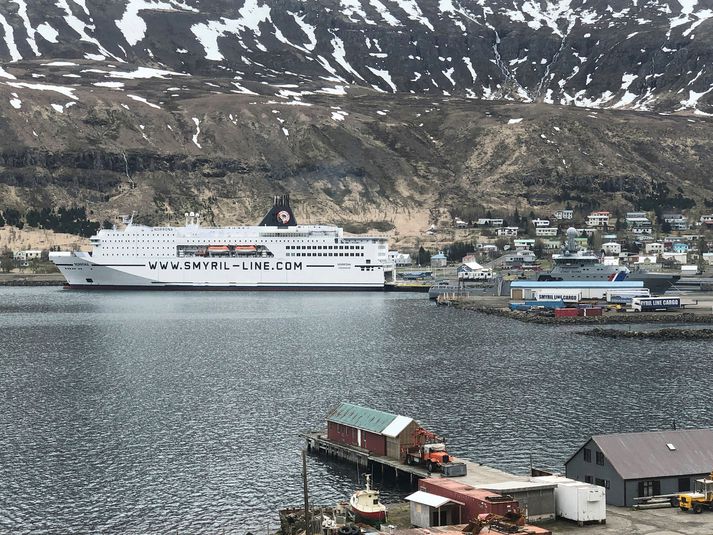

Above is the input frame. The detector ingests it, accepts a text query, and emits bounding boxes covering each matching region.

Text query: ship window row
[286,253,364,257]
[260,233,310,237]
[286,245,363,250]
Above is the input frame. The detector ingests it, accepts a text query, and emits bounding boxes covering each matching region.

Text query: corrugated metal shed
[572,429,713,480]
[326,402,397,434]
[510,281,644,289]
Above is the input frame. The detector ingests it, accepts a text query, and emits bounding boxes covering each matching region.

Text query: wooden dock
[304,431,522,488]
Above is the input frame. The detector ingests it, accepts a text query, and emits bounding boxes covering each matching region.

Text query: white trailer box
[605,289,650,303]
[532,476,606,525]
[534,290,581,303]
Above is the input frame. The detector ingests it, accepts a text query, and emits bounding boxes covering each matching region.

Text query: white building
[476,218,504,227]
[587,211,610,227]
[13,250,43,262]
[388,251,412,266]
[504,250,537,266]
[661,252,687,264]
[601,242,621,255]
[457,261,494,280]
[635,254,658,264]
[554,209,574,220]
[536,227,558,237]
[454,218,468,228]
[497,227,519,237]
[663,213,688,230]
[625,211,648,221]
[532,218,551,227]
[632,226,653,235]
[514,239,535,249]
[700,215,713,225]
[645,242,664,255]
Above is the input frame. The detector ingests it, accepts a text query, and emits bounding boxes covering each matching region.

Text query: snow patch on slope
[115,0,198,46]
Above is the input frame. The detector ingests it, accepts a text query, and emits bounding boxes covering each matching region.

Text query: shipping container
[420,478,519,521]
[532,476,606,524]
[582,307,603,317]
[631,297,681,312]
[555,308,579,318]
[524,300,565,309]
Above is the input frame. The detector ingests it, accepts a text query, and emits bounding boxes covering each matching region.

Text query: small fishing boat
[348,474,386,523]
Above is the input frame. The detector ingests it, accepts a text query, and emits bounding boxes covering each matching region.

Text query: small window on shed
[584,448,592,463]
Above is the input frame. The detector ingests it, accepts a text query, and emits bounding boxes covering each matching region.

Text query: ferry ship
[49,195,393,290]
[539,227,679,293]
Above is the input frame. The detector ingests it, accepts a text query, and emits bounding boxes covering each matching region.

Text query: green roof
[327,402,397,434]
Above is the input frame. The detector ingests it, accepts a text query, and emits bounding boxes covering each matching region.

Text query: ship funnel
[259,194,297,227]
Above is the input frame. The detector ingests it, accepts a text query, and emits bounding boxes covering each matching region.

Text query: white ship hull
[50,251,386,289]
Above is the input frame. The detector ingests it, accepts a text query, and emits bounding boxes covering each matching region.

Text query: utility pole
[302,449,311,535]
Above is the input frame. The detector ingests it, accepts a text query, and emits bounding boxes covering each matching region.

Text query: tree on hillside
[417,246,431,266]
[3,209,22,229]
[0,248,14,273]
[696,237,709,274]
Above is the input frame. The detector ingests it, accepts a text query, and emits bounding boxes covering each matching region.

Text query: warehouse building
[565,428,713,506]
[420,478,519,522]
[478,480,557,521]
[510,280,644,301]
[326,402,418,459]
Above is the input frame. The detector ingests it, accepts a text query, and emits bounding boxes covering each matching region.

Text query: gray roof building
[565,428,713,506]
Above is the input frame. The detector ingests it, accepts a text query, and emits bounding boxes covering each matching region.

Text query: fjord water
[1,288,710,532]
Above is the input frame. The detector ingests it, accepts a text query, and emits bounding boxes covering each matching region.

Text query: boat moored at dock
[49,195,394,290]
[348,474,387,523]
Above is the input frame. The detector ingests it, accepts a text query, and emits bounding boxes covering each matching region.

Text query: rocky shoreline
[452,303,713,325]
[0,274,65,287]
[579,328,713,340]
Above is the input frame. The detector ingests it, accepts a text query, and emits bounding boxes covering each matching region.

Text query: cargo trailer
[631,297,681,312]
[532,476,606,525]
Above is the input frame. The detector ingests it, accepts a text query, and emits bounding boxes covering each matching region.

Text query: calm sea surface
[1,287,711,533]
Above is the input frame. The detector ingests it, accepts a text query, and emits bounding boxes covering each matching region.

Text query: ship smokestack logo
[276,210,291,224]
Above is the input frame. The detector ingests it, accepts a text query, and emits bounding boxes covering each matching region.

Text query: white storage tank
[532,476,606,525]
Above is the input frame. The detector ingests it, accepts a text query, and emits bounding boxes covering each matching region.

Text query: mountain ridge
[0,0,712,236]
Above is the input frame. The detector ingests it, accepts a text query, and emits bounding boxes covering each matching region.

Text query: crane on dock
[403,427,451,472]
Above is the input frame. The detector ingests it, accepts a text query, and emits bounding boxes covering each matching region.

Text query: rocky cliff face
[0,0,712,232]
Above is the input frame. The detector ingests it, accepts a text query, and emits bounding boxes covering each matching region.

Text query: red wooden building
[326,402,417,459]
[420,478,520,522]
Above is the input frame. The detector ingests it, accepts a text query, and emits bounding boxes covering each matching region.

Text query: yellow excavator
[677,472,713,513]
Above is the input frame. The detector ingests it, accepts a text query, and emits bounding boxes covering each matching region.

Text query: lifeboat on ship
[348,474,386,524]
[207,245,230,255]
[234,245,257,254]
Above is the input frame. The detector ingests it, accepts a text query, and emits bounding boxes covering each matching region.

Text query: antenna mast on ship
[120,211,136,227]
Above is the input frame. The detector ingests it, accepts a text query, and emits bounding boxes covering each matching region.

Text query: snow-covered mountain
[1,1,713,236]
[0,0,712,113]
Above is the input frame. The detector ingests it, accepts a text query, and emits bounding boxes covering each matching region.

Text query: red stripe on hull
[349,507,386,522]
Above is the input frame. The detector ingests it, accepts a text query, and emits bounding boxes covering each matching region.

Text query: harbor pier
[304,431,522,489]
